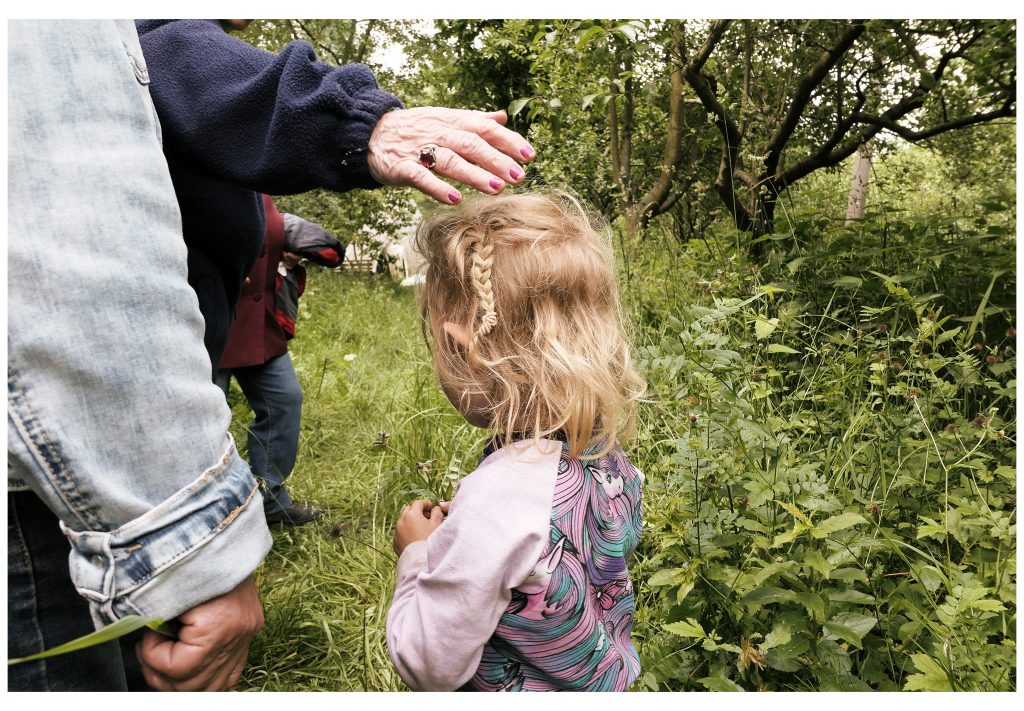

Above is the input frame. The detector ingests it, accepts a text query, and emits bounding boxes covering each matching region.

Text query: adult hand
[394,498,445,555]
[136,576,264,691]
[368,107,536,205]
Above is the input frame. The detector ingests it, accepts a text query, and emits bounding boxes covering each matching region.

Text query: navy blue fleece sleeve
[136,19,403,194]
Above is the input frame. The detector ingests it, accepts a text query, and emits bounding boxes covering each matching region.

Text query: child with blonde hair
[386,190,646,691]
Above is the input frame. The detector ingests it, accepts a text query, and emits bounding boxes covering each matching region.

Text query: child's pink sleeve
[386,443,561,691]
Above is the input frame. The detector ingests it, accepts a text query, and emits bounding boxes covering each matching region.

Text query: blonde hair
[415,189,646,460]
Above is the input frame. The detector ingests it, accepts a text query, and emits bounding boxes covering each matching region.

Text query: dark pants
[7,491,129,691]
[216,353,304,514]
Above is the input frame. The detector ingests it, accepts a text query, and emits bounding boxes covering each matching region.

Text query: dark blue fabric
[136,20,403,371]
[7,492,129,691]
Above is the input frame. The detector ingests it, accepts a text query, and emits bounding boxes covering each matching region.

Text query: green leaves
[649,566,696,604]
[772,504,869,547]
[625,145,1015,691]
[663,618,706,639]
[825,588,875,605]
[575,24,605,50]
[610,20,645,43]
[776,500,812,526]
[663,619,741,656]
[754,317,780,340]
[813,513,868,538]
[507,98,530,117]
[822,613,878,649]
[903,654,954,691]
[8,616,174,665]
[699,676,745,692]
[761,624,793,651]
[965,271,1006,344]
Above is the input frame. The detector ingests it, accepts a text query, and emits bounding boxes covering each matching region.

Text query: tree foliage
[682,20,1016,254]
[429,19,1014,254]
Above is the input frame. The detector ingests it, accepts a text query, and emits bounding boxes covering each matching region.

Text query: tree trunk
[845,140,873,224]
[624,205,644,241]
[748,189,777,260]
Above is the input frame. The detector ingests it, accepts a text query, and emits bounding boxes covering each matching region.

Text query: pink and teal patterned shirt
[387,437,644,691]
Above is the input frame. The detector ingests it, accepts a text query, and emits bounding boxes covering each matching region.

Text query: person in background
[216,197,342,526]
[8,20,270,692]
[136,19,536,374]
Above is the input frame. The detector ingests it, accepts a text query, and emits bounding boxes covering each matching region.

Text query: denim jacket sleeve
[7,20,272,628]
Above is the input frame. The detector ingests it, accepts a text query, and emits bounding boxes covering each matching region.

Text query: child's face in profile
[437,321,491,429]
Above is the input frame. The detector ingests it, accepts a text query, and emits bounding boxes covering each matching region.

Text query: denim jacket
[7,20,272,627]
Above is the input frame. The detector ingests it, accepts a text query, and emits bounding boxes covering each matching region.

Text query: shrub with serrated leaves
[630,207,1015,691]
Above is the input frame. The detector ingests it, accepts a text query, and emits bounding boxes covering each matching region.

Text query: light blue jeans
[7,20,272,683]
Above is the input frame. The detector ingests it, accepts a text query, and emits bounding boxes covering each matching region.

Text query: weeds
[633,208,1015,691]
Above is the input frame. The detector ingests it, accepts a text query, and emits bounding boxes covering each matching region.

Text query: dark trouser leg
[230,354,303,515]
[7,491,128,691]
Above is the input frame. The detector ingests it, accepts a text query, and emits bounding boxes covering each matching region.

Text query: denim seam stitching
[7,367,102,530]
[120,598,144,617]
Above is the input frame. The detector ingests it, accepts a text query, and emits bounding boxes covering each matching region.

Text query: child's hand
[394,499,445,556]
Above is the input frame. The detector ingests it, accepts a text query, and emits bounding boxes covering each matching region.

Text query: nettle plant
[632,217,1015,691]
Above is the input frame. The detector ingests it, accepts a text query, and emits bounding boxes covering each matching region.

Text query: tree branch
[681,21,754,230]
[762,21,866,178]
[780,77,870,188]
[685,19,731,74]
[354,19,377,64]
[636,21,686,217]
[295,19,345,66]
[853,100,1016,142]
[780,29,1004,189]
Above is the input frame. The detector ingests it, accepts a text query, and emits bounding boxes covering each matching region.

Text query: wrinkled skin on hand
[368,107,536,204]
[136,575,264,691]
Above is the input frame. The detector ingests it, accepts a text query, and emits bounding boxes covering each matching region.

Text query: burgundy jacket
[220,195,289,370]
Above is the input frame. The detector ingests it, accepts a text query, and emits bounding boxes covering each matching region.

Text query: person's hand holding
[394,498,445,555]
[136,575,264,691]
[368,107,536,205]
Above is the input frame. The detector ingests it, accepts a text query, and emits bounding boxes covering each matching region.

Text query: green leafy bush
[632,210,1015,691]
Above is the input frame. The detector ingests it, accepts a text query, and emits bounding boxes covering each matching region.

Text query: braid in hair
[468,238,497,355]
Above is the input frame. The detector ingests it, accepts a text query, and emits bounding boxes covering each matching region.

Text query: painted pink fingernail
[449,190,461,203]
[520,146,535,159]
[510,168,522,181]
[489,178,503,191]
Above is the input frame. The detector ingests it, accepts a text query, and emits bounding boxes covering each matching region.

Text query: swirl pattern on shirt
[466,443,644,691]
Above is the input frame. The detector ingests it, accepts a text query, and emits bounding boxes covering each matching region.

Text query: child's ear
[442,321,472,348]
